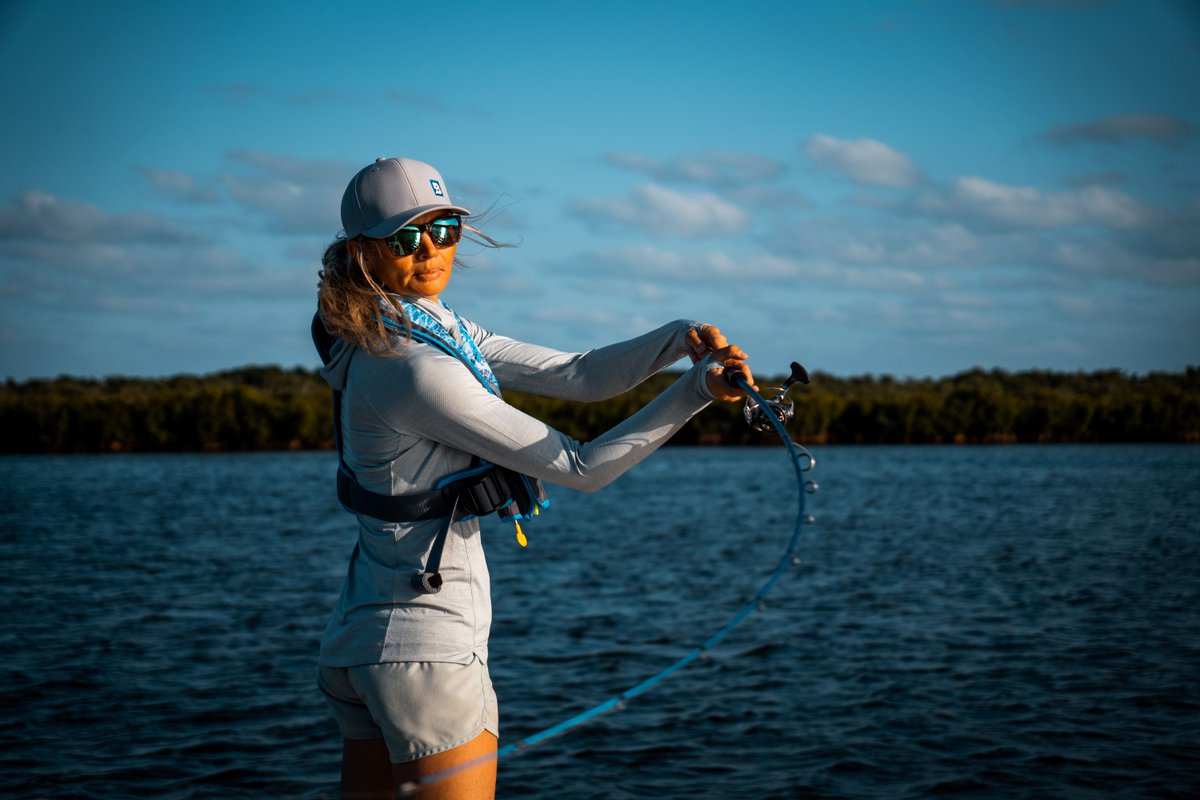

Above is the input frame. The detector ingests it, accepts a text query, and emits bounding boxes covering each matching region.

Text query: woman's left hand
[688,324,757,401]
[686,324,727,363]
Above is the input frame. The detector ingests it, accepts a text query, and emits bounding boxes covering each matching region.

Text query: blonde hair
[316,236,405,354]
[316,219,511,355]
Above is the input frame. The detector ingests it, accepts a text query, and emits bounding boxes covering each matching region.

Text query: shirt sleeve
[467,319,699,402]
[366,344,717,493]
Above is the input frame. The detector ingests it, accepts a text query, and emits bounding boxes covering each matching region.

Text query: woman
[314,157,755,799]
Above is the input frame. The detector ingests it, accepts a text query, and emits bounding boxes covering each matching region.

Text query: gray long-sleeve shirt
[318,298,717,667]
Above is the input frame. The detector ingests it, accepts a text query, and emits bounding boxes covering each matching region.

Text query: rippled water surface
[1,445,1198,798]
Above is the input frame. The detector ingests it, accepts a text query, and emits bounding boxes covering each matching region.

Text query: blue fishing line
[398,373,816,796]
[497,373,817,757]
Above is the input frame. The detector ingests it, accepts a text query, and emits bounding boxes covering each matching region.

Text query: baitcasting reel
[743,361,810,432]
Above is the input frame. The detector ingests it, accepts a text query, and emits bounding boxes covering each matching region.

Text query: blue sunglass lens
[386,230,422,256]
[429,219,461,246]
[384,217,462,256]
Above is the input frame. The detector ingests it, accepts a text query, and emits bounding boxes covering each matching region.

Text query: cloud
[1052,236,1200,286]
[286,90,345,106]
[789,126,1198,288]
[1047,199,1200,286]
[130,151,353,235]
[1042,113,1195,148]
[0,178,324,326]
[912,176,1152,231]
[587,246,797,280]
[570,183,749,237]
[780,171,1199,288]
[603,150,810,210]
[385,91,489,118]
[219,150,350,234]
[225,149,349,184]
[734,185,814,209]
[0,190,209,244]
[604,150,786,187]
[803,134,921,187]
[1061,170,1128,189]
[136,166,220,204]
[571,243,934,295]
[2,232,312,307]
[527,304,625,328]
[202,84,347,109]
[387,90,449,113]
[776,216,985,270]
[991,0,1113,7]
[202,83,266,107]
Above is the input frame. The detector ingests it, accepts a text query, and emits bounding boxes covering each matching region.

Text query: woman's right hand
[704,344,757,402]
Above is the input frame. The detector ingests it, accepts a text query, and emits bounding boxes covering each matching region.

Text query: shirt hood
[319,335,355,392]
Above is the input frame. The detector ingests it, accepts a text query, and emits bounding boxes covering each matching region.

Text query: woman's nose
[414,231,437,258]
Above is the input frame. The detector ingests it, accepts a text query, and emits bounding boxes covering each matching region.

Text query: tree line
[2,364,1197,453]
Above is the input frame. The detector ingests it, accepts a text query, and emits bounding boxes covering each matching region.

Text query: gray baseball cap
[340,157,471,239]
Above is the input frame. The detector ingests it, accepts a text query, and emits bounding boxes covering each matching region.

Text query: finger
[721,360,757,393]
[703,326,729,350]
[708,367,753,400]
[684,329,705,362]
[710,344,747,364]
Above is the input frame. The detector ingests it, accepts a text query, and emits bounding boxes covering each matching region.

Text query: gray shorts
[318,656,499,764]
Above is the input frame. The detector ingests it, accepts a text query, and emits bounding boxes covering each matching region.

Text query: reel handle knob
[781,362,810,392]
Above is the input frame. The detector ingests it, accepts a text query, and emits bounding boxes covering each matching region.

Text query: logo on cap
[429,179,444,197]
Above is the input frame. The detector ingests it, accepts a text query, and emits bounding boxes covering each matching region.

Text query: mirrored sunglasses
[382,216,462,257]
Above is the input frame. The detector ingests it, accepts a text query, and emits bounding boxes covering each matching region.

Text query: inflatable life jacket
[311,304,548,593]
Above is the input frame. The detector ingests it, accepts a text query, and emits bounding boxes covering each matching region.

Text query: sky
[1,0,1197,382]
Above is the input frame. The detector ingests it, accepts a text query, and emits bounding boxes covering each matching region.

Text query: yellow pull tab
[533,505,539,516]
[515,520,527,547]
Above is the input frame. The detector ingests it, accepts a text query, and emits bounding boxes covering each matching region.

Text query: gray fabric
[317,657,498,762]
[318,298,716,667]
[341,157,470,239]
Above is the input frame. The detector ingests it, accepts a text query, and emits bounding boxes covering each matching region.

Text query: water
[1,445,1198,799]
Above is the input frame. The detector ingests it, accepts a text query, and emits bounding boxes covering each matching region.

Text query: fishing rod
[398,361,819,797]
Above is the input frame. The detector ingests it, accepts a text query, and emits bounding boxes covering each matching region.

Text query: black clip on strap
[410,494,460,594]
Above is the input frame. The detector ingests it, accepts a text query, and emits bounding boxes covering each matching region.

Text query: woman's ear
[347,238,374,274]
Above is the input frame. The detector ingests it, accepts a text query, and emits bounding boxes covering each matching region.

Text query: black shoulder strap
[311,312,498,521]
[312,311,549,525]
[310,312,547,594]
